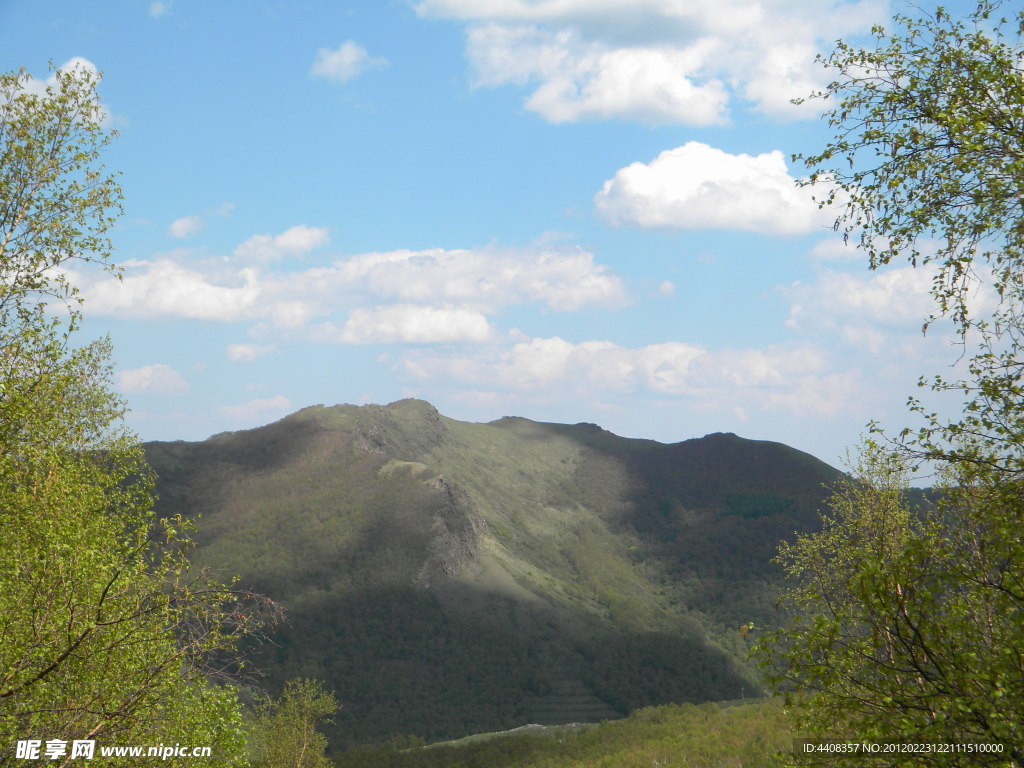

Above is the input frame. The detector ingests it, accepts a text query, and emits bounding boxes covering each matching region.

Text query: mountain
[143,399,841,749]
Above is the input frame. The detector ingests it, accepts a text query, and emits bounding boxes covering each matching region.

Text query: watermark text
[16,740,212,760]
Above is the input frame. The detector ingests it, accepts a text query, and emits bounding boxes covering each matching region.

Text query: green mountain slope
[144,399,840,749]
[332,698,790,768]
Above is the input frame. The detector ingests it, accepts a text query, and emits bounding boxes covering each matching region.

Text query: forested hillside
[145,399,839,748]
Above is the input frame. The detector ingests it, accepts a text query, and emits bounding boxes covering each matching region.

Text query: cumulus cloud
[115,364,190,395]
[595,142,839,234]
[82,259,261,322]
[315,304,493,344]
[168,215,204,239]
[311,41,388,82]
[218,395,292,421]
[149,1,172,18]
[467,25,727,124]
[73,243,625,346]
[417,0,885,123]
[402,335,848,414]
[233,225,330,263]
[226,343,276,362]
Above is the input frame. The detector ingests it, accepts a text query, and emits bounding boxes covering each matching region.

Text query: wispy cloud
[782,263,998,357]
[149,1,172,18]
[166,202,234,240]
[401,335,854,416]
[310,41,388,83]
[218,395,292,421]
[313,304,493,344]
[115,364,190,394]
[168,215,204,239]
[226,343,277,362]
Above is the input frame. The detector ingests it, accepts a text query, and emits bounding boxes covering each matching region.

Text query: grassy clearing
[333,698,791,768]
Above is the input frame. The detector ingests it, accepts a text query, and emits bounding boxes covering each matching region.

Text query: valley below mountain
[144,399,840,749]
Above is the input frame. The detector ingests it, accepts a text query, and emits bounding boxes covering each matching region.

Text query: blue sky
[1,0,972,466]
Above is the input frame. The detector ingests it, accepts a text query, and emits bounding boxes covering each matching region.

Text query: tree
[797,0,1024,473]
[756,446,1024,765]
[799,1,1024,332]
[0,64,278,765]
[753,2,1024,764]
[248,680,338,768]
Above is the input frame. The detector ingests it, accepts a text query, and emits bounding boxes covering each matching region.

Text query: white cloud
[686,345,824,391]
[761,371,860,416]
[467,25,727,124]
[740,39,823,120]
[149,1,172,18]
[74,243,627,343]
[401,335,846,414]
[218,395,292,421]
[167,204,233,239]
[595,142,839,235]
[786,266,939,334]
[310,41,388,82]
[115,364,190,395]
[418,0,670,25]
[808,238,861,261]
[317,246,627,311]
[168,215,204,239]
[226,343,276,362]
[233,225,330,263]
[783,263,998,357]
[315,304,493,344]
[417,0,886,123]
[82,259,261,322]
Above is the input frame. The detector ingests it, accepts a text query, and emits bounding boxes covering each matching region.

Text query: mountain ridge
[143,399,840,748]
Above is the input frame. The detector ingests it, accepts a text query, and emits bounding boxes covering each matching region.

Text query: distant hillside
[144,399,840,749]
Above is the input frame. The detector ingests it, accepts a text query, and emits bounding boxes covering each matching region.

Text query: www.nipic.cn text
[15,740,212,760]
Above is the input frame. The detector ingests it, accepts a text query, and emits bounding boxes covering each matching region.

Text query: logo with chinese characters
[16,740,95,761]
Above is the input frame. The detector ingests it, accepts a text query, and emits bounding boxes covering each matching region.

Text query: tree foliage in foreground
[799,0,1024,475]
[249,679,338,768]
[756,2,1024,765]
[756,448,1023,765]
[0,64,276,765]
